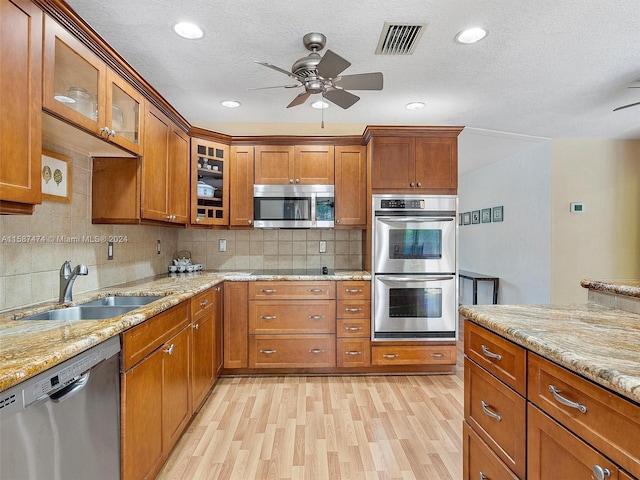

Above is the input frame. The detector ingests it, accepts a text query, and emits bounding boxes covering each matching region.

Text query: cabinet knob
[163,344,175,355]
[417,182,422,187]
[289,179,294,184]
[192,323,199,330]
[592,465,611,480]
[195,217,201,223]
[410,182,415,187]
[248,219,252,224]
[295,178,300,183]
[335,219,340,224]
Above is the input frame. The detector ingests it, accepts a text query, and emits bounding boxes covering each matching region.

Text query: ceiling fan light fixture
[455,27,488,44]
[406,102,426,110]
[173,22,204,40]
[220,100,241,108]
[311,100,329,109]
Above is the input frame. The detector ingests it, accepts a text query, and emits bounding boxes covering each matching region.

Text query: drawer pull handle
[382,353,399,359]
[261,289,277,293]
[345,289,362,293]
[192,323,199,330]
[480,400,502,421]
[309,349,325,354]
[308,315,325,319]
[548,385,587,413]
[345,351,362,355]
[308,289,324,293]
[259,349,277,354]
[345,326,362,331]
[200,299,209,307]
[345,308,363,312]
[163,344,175,356]
[260,315,277,320]
[479,473,487,480]
[481,344,502,361]
[430,353,446,358]
[592,465,611,480]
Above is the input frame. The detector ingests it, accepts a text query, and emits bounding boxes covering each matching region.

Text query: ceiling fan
[254,32,383,109]
[613,85,640,111]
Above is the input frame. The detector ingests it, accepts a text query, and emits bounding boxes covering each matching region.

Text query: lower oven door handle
[376,275,454,282]
[377,217,454,223]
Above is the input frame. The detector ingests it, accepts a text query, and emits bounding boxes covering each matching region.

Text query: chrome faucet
[59,260,89,303]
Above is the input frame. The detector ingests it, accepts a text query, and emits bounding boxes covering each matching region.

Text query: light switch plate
[219,239,227,252]
[319,240,327,253]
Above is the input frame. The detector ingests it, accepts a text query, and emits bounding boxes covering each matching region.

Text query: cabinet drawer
[528,353,640,478]
[122,302,189,371]
[336,318,371,338]
[337,281,370,300]
[249,300,335,334]
[371,344,456,366]
[527,404,619,480]
[337,338,371,367]
[249,335,336,368]
[465,321,527,395]
[336,299,371,320]
[190,288,215,319]
[249,281,335,300]
[465,360,526,479]
[463,421,518,480]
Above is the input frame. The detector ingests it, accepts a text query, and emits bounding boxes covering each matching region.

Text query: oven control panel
[380,199,425,209]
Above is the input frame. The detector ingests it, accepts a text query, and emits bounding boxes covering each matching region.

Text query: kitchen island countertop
[0,270,370,392]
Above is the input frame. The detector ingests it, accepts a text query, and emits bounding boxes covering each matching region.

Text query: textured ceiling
[65,0,640,173]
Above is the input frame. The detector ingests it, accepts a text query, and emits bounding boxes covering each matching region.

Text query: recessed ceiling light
[220,100,241,108]
[406,102,426,110]
[173,22,204,40]
[311,100,329,109]
[455,27,488,44]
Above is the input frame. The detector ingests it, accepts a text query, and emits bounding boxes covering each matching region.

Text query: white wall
[551,139,640,303]
[458,142,552,305]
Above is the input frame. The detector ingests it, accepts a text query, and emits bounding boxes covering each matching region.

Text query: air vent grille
[376,23,426,55]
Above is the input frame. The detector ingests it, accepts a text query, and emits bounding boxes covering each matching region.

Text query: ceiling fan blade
[335,72,383,90]
[248,84,301,91]
[324,88,360,109]
[254,61,301,80]
[287,91,311,108]
[317,50,351,79]
[613,101,640,111]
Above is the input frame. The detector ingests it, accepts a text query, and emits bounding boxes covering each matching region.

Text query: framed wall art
[472,210,480,224]
[462,212,471,225]
[481,208,492,223]
[492,205,504,222]
[42,150,72,203]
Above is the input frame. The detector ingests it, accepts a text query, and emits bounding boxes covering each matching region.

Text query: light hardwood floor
[157,327,465,480]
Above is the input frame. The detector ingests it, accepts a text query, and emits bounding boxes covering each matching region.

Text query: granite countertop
[459,303,640,405]
[0,269,370,392]
[580,279,640,298]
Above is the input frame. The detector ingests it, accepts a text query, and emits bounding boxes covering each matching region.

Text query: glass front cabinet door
[43,15,143,155]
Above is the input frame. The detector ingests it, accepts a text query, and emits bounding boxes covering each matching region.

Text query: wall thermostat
[570,202,585,213]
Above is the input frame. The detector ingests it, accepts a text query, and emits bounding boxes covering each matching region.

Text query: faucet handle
[60,260,72,277]
[75,264,89,275]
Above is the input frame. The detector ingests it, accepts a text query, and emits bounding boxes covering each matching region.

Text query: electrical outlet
[219,239,227,252]
[107,241,114,260]
[157,239,161,254]
[319,240,327,253]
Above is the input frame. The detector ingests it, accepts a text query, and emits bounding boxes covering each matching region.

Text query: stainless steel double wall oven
[372,194,458,341]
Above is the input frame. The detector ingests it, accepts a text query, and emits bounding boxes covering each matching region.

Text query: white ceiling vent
[375,22,426,55]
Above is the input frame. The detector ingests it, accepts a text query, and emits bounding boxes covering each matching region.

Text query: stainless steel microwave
[253,184,334,228]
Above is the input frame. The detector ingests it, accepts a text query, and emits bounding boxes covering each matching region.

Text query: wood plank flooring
[157,327,464,480]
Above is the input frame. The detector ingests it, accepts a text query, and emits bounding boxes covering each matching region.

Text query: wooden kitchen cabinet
[366,127,463,194]
[43,15,143,155]
[121,302,191,480]
[224,281,249,368]
[229,145,254,227]
[141,104,189,224]
[191,137,229,226]
[254,144,334,184]
[336,280,371,367]
[190,288,216,411]
[334,145,367,227]
[463,422,519,480]
[0,0,42,214]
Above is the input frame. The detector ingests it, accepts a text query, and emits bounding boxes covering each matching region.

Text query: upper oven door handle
[376,216,454,223]
[376,275,455,282]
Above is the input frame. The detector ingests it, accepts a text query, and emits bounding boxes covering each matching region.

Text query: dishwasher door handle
[49,371,91,403]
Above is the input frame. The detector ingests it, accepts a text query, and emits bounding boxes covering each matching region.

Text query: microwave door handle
[310,194,317,225]
[376,275,455,282]
[378,217,454,223]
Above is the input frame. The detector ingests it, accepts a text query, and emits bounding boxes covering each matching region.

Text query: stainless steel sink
[20,305,140,321]
[82,295,164,307]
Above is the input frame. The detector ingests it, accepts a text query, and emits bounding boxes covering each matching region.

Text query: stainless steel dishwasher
[0,336,121,479]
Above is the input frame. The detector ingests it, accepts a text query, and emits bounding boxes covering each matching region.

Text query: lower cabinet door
[162,326,192,452]
[463,421,519,480]
[249,335,336,368]
[191,311,215,411]
[371,344,456,366]
[528,404,619,480]
[121,348,164,480]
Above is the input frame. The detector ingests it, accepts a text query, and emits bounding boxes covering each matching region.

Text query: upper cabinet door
[0,0,43,213]
[370,137,415,190]
[254,145,295,184]
[229,145,255,227]
[106,69,144,155]
[294,145,334,184]
[334,145,366,227]
[414,137,457,190]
